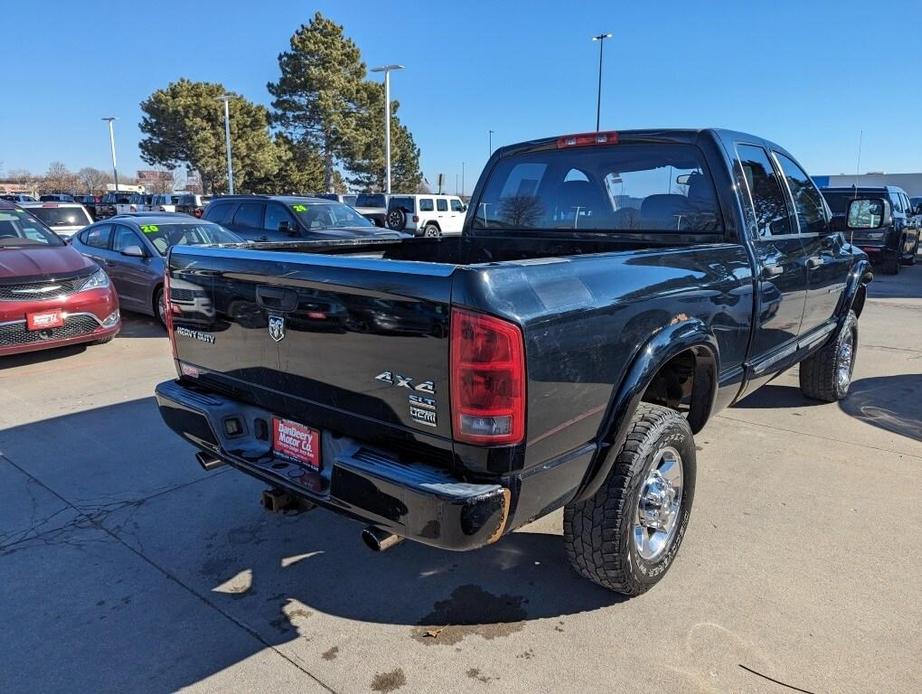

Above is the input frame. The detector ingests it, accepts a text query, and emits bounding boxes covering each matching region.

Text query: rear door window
[419,198,434,212]
[772,152,828,234]
[233,202,265,229]
[436,199,448,212]
[735,144,793,238]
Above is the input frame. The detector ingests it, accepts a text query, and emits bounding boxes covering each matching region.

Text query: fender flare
[838,258,873,323]
[573,318,719,503]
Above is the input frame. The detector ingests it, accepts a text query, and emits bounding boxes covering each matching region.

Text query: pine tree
[268,12,366,192]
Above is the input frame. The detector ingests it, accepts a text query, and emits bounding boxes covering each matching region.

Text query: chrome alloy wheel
[633,446,684,561]
[836,330,855,392]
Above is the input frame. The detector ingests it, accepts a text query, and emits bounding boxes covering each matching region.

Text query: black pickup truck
[155,129,873,595]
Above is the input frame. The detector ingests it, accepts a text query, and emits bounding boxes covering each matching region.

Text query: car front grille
[0,315,101,347]
[0,277,88,302]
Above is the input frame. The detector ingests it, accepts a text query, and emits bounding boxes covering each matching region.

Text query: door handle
[762,264,783,278]
[806,257,822,269]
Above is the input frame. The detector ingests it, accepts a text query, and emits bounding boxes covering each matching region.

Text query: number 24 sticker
[291,204,307,212]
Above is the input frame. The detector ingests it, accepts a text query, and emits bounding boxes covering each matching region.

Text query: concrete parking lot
[2,265,921,694]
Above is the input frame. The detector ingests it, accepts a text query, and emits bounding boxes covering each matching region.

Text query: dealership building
[813,173,922,197]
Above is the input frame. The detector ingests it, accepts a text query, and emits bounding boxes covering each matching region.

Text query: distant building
[814,173,922,196]
[137,170,174,191]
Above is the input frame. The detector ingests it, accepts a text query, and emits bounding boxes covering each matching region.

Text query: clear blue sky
[2,0,920,193]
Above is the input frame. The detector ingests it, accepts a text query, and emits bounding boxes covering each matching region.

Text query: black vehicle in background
[314,193,358,207]
[203,194,404,242]
[96,191,134,219]
[353,193,389,226]
[73,194,99,219]
[39,193,75,202]
[156,128,873,596]
[175,193,212,218]
[821,186,919,274]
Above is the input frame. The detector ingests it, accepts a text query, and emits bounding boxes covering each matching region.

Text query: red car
[0,201,120,356]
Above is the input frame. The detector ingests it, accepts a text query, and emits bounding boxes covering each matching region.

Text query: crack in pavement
[715,414,922,462]
[0,452,338,693]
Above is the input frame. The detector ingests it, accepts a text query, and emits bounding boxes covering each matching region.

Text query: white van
[385,195,467,237]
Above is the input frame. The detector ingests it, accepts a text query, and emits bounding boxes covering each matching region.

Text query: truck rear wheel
[798,310,857,402]
[563,403,696,596]
[882,248,901,275]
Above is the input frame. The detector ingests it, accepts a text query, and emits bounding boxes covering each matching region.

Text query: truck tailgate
[168,246,456,447]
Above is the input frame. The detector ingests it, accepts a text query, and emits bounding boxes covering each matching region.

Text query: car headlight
[81,267,111,291]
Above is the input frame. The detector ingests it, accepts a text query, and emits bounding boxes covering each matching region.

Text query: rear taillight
[412,215,419,223]
[450,308,525,445]
[556,131,619,148]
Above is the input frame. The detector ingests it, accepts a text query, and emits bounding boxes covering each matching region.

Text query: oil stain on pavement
[412,584,527,645]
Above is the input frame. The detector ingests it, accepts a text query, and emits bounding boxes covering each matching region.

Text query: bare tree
[76,167,112,195]
[42,162,79,194]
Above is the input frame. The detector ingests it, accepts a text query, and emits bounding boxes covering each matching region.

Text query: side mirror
[847,199,889,230]
[121,244,146,258]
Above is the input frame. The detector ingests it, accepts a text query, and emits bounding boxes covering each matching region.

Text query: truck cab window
[773,151,828,234]
[735,144,793,238]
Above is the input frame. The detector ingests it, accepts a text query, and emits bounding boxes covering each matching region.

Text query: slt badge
[268,315,286,342]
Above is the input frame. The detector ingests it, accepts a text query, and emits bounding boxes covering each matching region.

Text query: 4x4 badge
[268,315,286,342]
[375,370,435,394]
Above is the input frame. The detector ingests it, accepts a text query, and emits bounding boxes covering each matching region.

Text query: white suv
[386,195,467,237]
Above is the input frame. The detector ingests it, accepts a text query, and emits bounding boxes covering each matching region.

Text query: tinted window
[419,198,434,212]
[204,201,235,225]
[436,199,448,212]
[233,202,265,229]
[473,143,722,232]
[25,206,92,228]
[389,196,415,213]
[265,203,297,232]
[112,225,142,252]
[735,144,793,238]
[890,192,904,213]
[83,224,112,249]
[356,194,386,208]
[821,191,858,215]
[773,152,828,233]
[450,198,465,212]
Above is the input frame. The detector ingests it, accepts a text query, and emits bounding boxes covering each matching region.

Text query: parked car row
[820,185,920,274]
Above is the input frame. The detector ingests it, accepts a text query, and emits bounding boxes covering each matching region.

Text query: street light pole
[489,129,494,157]
[591,33,612,131]
[370,64,405,194]
[217,95,234,195]
[461,162,465,198]
[101,117,119,190]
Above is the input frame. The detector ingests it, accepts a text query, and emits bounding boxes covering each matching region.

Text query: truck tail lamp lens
[450,308,525,445]
[556,131,619,148]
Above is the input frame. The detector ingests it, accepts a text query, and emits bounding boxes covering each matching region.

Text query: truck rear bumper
[155,379,511,551]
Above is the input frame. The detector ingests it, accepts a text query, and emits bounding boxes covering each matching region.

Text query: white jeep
[386,194,467,237]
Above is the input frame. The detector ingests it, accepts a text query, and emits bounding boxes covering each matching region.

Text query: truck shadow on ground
[0,397,625,692]
[731,384,824,409]
[838,375,922,443]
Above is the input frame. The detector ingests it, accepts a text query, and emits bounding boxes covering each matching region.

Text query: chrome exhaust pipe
[196,451,225,471]
[362,526,404,552]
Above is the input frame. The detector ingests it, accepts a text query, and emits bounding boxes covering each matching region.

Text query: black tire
[423,223,441,238]
[563,403,696,596]
[387,208,406,231]
[154,287,166,327]
[799,310,858,402]
[904,240,918,265]
[93,335,114,345]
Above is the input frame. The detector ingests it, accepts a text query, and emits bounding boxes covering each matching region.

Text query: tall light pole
[489,129,494,157]
[101,117,119,190]
[591,33,612,131]
[217,95,234,195]
[370,64,405,194]
[461,162,465,198]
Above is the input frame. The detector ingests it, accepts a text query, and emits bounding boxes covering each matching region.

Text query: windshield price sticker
[140,224,160,233]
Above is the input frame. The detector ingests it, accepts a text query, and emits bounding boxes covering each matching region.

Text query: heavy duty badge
[268,315,286,342]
